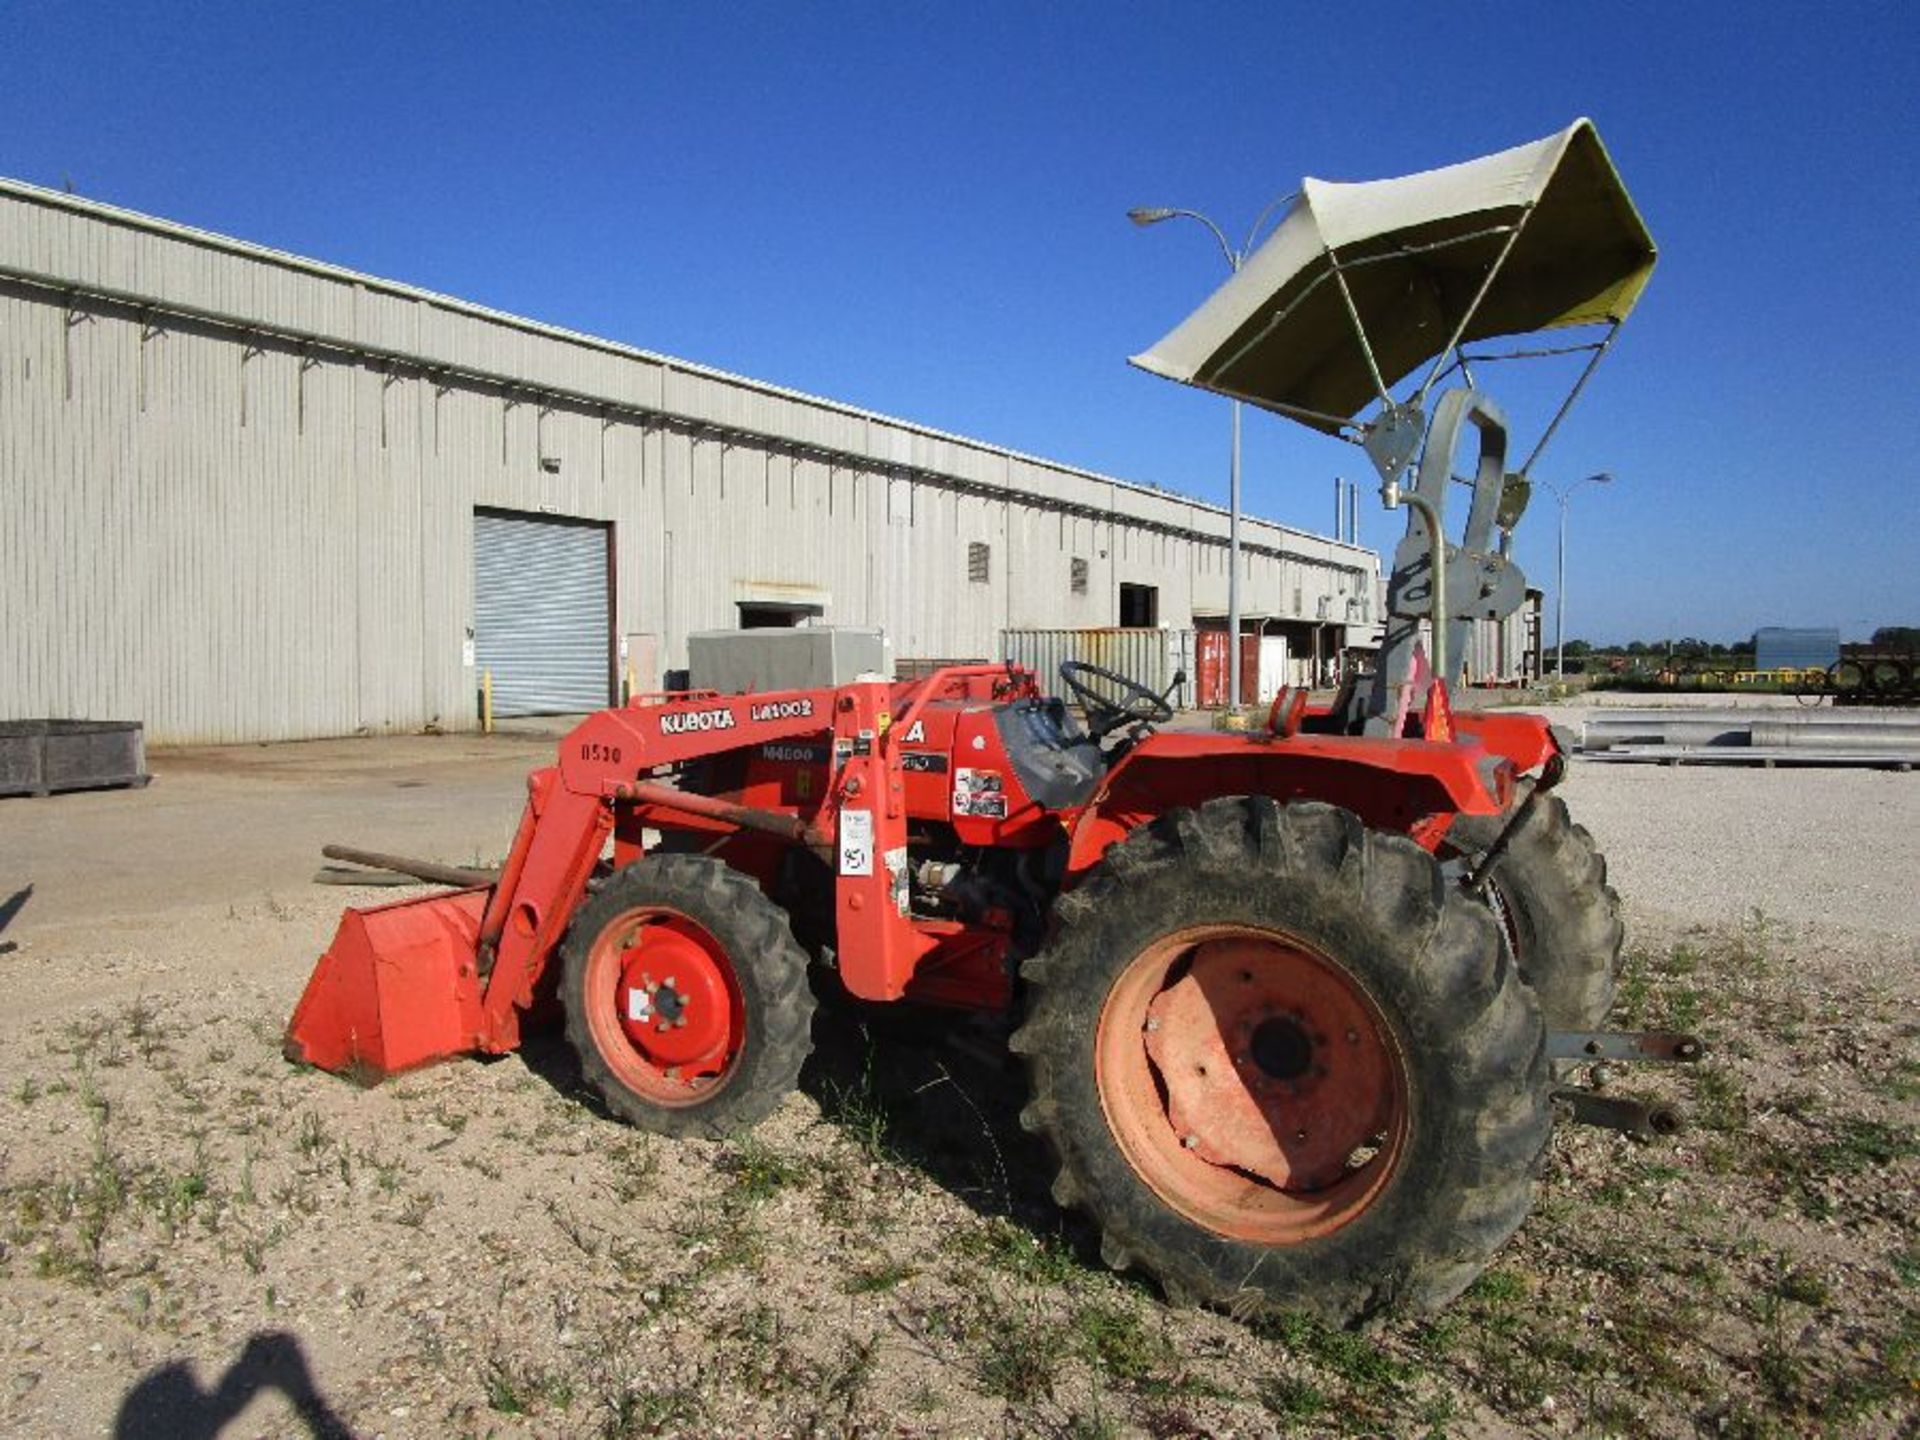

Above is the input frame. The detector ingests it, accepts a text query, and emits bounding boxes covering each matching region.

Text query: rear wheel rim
[583,906,746,1106]
[1094,925,1408,1244]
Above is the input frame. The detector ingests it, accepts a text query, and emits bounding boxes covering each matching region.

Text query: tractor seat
[1300,666,1373,737]
[995,697,1107,809]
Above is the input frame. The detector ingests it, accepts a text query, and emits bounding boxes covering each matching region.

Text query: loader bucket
[285,888,491,1083]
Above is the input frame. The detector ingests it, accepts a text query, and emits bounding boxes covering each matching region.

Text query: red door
[1197,631,1262,708]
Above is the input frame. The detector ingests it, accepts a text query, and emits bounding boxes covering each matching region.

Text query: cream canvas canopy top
[1130,119,1657,435]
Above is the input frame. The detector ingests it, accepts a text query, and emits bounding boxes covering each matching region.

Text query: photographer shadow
[116,1330,352,1440]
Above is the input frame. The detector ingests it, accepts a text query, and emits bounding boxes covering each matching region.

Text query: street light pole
[1229,393,1241,705]
[1538,471,1613,679]
[1129,198,1290,714]
[1556,496,1567,680]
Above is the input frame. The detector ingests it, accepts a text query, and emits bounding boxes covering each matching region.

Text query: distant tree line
[1563,627,1915,658]
[1561,638,1747,660]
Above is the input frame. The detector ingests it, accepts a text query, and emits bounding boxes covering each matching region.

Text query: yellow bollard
[481,668,493,735]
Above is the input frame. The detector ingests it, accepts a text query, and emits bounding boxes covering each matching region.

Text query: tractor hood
[1129,119,1657,433]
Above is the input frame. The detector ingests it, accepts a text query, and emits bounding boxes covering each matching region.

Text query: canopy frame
[1224,210,1620,486]
[1128,120,1656,726]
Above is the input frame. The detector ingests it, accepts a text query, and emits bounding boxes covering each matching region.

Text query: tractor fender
[1449,710,1563,775]
[1064,734,1512,881]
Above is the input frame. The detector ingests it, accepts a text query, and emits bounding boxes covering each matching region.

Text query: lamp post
[1538,471,1612,679]
[1128,197,1290,714]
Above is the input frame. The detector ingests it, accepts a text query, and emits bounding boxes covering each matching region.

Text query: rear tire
[560,854,814,1139]
[1013,798,1549,1323]
[1447,783,1623,1031]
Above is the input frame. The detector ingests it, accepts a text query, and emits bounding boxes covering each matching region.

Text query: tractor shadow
[515,991,1088,1253]
[797,996,1083,1241]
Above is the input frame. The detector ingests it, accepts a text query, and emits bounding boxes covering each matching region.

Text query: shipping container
[999,629,1193,709]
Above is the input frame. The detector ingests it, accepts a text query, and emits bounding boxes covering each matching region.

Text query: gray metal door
[473,509,611,716]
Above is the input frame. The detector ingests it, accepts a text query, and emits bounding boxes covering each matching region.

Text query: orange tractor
[289,120,1695,1321]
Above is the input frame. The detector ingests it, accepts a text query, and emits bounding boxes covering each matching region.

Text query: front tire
[560,854,815,1139]
[1013,798,1549,1323]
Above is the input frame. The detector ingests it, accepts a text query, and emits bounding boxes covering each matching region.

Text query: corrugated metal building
[0,177,1379,743]
[1464,590,1545,687]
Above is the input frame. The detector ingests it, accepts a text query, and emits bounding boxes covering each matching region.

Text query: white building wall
[0,177,1380,743]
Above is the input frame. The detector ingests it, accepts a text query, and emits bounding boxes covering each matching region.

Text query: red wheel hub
[1142,939,1396,1191]
[585,910,746,1103]
[615,925,735,1071]
[1095,927,1408,1244]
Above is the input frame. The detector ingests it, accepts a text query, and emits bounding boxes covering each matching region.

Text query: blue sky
[2,2,1913,643]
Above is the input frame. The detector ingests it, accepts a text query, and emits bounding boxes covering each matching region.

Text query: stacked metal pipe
[1579,708,1920,767]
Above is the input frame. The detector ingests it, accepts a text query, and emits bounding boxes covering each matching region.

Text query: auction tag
[839,809,874,876]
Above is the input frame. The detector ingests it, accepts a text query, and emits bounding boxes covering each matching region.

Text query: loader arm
[472,685,921,1053]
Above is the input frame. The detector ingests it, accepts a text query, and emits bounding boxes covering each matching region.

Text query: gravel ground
[1551,762,1920,942]
[0,714,1914,1438]
[1532,695,1920,942]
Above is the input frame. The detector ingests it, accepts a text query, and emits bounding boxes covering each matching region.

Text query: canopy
[1129,119,1657,433]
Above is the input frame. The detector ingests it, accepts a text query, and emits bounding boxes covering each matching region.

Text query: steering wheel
[1059,660,1174,740]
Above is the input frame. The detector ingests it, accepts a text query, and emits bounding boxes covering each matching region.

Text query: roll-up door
[473,509,612,716]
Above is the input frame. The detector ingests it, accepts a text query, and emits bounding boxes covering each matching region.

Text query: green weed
[948,1215,1081,1286]
[973,1304,1058,1402]
[844,1258,916,1294]
[1073,1300,1176,1385]
[718,1137,804,1203]
[1773,1267,1830,1307]
[1258,1373,1330,1421]
[294,1110,330,1158]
